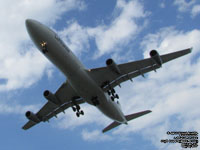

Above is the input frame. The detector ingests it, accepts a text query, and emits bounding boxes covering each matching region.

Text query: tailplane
[102,110,152,133]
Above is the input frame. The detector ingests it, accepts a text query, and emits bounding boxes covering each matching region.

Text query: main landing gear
[107,88,119,101]
[71,100,84,117]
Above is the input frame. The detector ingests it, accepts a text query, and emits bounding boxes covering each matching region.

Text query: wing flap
[43,98,85,121]
[102,64,159,91]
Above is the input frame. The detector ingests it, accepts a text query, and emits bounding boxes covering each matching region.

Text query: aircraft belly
[67,70,101,102]
[97,100,126,123]
[68,73,126,123]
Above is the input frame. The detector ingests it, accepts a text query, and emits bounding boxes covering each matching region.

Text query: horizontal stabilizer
[125,110,152,121]
[102,110,152,133]
[102,121,121,133]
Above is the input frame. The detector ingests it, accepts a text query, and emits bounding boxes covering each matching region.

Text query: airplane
[22,19,192,133]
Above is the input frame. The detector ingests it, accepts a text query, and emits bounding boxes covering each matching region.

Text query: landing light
[40,41,47,47]
[40,41,48,54]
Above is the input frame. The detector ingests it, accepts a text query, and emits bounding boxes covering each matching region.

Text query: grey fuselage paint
[26,19,127,124]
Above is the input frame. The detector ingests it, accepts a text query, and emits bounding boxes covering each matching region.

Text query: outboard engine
[106,58,121,74]
[25,111,40,123]
[150,50,163,67]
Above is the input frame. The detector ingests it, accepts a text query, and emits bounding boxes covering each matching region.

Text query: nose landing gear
[40,41,48,54]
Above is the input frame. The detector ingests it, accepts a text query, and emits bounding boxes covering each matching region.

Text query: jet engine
[43,90,60,105]
[25,111,40,123]
[149,50,163,67]
[106,58,121,74]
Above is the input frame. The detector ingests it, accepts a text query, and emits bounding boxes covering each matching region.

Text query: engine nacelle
[106,58,121,74]
[43,90,60,105]
[25,111,40,123]
[150,50,163,67]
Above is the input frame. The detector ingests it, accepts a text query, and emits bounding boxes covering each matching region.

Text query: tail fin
[102,110,152,133]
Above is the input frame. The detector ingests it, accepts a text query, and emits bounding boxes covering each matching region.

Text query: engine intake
[25,111,40,123]
[150,50,163,67]
[44,90,60,105]
[106,58,121,74]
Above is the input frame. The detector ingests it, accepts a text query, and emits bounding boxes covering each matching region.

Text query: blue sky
[0,0,200,150]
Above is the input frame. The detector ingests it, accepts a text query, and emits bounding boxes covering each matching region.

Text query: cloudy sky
[0,0,200,149]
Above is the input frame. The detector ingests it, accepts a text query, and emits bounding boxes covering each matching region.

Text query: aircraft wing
[22,81,85,130]
[89,48,192,91]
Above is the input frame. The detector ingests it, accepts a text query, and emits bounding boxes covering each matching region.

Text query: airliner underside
[22,19,192,133]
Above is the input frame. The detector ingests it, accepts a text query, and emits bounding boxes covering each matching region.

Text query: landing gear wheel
[111,96,115,101]
[76,112,80,117]
[111,92,115,96]
[80,110,84,115]
[72,106,76,112]
[107,90,111,95]
[76,105,80,111]
[111,88,115,93]
[115,94,119,99]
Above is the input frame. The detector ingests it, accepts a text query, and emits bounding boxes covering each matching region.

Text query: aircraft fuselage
[26,19,127,124]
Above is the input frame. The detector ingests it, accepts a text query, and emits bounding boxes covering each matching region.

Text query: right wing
[89,48,192,91]
[22,81,85,130]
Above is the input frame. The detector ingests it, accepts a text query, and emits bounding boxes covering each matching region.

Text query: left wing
[89,48,192,91]
[22,81,85,130]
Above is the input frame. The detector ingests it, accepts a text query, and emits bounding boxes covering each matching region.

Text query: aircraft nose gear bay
[22,19,192,133]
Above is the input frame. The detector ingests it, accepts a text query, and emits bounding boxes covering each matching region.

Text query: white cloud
[160,2,165,9]
[0,48,50,91]
[0,103,39,115]
[55,104,110,130]
[191,5,200,17]
[173,0,196,12]
[82,129,112,142]
[88,0,148,57]
[173,0,200,17]
[58,21,90,56]
[58,0,148,58]
[0,0,85,91]
[46,68,54,80]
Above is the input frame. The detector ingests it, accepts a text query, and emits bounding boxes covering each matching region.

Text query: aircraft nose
[25,19,36,31]
[25,19,43,42]
[25,19,31,26]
